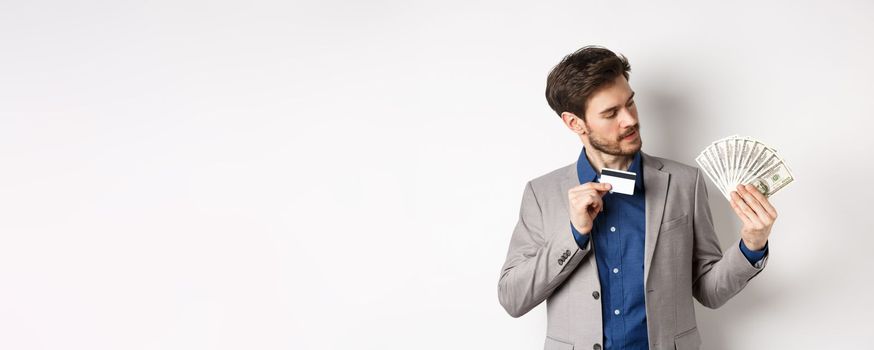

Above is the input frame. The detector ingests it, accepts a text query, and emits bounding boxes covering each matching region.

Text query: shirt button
[614,309,621,315]
[613,267,619,274]
[610,226,616,232]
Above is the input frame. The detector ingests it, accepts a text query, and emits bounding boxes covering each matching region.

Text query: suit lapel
[642,152,669,285]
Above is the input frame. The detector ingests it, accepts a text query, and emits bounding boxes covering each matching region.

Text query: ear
[561,112,588,135]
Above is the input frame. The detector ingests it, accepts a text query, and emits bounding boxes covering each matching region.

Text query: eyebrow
[598,91,636,116]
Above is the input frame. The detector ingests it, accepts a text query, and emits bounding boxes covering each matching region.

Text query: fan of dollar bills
[695,135,795,201]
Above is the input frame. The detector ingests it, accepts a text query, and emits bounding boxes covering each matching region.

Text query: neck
[584,147,634,173]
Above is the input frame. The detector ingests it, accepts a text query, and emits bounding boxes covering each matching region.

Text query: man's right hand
[568,182,612,234]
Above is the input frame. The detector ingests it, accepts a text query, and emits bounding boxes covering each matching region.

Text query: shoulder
[515,162,576,202]
[528,161,574,187]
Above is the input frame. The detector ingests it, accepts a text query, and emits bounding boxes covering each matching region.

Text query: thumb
[598,182,612,194]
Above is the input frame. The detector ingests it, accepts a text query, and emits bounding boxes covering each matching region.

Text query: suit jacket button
[593,343,602,350]
[565,249,571,255]
[558,259,564,265]
[592,291,600,299]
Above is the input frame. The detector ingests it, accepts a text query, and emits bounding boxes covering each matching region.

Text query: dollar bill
[696,135,795,200]
[746,160,795,197]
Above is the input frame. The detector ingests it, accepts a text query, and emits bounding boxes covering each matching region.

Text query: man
[497,46,777,350]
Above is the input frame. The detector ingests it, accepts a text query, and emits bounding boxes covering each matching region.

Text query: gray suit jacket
[497,151,767,350]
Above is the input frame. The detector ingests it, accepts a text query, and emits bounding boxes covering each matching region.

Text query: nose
[618,107,638,129]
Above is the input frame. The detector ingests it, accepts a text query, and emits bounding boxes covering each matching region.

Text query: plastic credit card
[599,168,636,195]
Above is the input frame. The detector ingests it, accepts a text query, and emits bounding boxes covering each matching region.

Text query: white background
[2,0,873,349]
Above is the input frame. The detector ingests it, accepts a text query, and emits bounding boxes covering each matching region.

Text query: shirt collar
[576,146,645,191]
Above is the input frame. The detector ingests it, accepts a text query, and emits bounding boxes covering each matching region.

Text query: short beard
[588,125,642,157]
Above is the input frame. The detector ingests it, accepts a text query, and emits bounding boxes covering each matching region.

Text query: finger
[590,182,612,195]
[568,187,592,201]
[592,201,602,214]
[569,188,600,202]
[744,184,778,219]
[587,193,603,213]
[730,191,755,224]
[587,192,603,206]
[569,182,610,194]
[731,190,762,225]
[568,185,587,194]
[569,182,597,191]
[737,185,772,224]
[586,199,601,215]
[729,194,752,226]
[572,183,612,197]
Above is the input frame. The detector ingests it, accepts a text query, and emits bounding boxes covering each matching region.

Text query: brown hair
[545,45,631,121]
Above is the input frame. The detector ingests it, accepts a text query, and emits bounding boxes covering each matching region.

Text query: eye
[627,99,635,107]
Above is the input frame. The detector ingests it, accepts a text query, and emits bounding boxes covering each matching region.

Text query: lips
[621,130,637,140]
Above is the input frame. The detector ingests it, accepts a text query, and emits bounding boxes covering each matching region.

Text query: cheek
[593,118,617,129]
[593,123,616,137]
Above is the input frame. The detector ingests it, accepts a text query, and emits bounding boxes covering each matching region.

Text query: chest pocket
[660,213,689,233]
[674,326,701,349]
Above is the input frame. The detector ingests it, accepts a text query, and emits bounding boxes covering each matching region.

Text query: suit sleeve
[690,168,768,309]
[497,181,592,318]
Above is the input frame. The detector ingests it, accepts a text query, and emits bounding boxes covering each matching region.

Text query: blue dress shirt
[569,147,767,349]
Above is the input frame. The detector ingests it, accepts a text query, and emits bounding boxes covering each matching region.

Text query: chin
[622,141,642,155]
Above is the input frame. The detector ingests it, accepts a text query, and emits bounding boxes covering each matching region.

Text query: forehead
[586,75,633,111]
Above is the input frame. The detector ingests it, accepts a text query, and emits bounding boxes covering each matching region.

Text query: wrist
[571,222,590,236]
[742,237,766,251]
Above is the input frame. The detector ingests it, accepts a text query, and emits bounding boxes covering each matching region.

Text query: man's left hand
[729,184,778,251]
